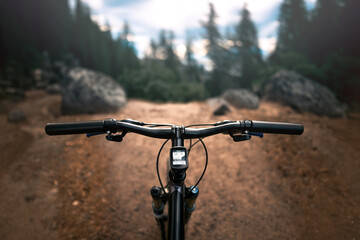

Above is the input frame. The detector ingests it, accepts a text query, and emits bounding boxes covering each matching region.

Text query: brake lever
[105,130,128,142]
[230,132,263,142]
[232,134,251,142]
[106,134,123,142]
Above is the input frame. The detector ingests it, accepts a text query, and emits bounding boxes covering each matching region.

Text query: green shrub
[117,61,208,102]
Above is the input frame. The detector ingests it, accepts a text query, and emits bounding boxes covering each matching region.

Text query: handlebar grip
[45,120,105,135]
[251,121,304,135]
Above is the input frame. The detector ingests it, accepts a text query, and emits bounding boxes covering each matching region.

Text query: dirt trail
[0,90,359,239]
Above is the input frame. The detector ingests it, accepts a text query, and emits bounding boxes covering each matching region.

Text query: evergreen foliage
[269,0,360,106]
[201,3,222,64]
[0,0,139,79]
[201,4,262,94]
[117,30,207,102]
[306,0,343,63]
[276,0,308,54]
[235,5,263,88]
[0,0,358,106]
[201,3,235,96]
[184,33,202,83]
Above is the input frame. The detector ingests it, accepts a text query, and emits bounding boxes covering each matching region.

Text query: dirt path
[0,91,359,239]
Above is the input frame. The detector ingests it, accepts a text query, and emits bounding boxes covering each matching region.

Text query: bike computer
[170,147,188,171]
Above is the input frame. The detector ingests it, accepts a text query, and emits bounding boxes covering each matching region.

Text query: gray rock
[53,61,69,77]
[62,67,127,114]
[207,97,231,116]
[263,70,346,117]
[46,84,62,94]
[8,109,26,122]
[33,69,59,88]
[222,89,260,109]
[213,103,231,116]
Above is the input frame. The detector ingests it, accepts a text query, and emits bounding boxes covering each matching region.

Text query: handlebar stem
[172,126,185,147]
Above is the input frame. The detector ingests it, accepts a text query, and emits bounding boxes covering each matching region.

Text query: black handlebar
[45,120,106,135]
[45,119,303,139]
[252,121,303,135]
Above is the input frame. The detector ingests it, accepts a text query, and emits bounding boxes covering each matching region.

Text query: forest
[0,0,359,108]
[1,2,360,238]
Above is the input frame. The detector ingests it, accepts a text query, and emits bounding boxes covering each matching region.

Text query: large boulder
[62,67,127,114]
[207,97,231,116]
[222,89,260,109]
[263,70,346,117]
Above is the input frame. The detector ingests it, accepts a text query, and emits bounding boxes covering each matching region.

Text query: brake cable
[156,139,169,193]
[190,138,208,191]
[188,139,201,156]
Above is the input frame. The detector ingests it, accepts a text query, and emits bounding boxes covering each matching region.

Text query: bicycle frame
[150,126,189,240]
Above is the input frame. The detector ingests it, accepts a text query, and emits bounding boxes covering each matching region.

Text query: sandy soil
[0,90,359,240]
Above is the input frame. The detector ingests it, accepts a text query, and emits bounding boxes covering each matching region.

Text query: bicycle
[45,118,303,240]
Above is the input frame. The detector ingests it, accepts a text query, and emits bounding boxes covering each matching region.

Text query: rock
[222,89,260,109]
[62,67,127,114]
[214,103,231,116]
[263,70,346,117]
[53,61,69,77]
[46,84,62,94]
[3,88,25,101]
[8,109,26,122]
[33,69,59,88]
[207,97,231,116]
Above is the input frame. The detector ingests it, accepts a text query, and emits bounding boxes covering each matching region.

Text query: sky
[71,0,316,68]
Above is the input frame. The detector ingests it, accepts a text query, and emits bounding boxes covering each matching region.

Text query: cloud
[79,0,315,63]
[82,0,104,11]
[247,0,282,23]
[259,37,277,57]
[259,21,279,38]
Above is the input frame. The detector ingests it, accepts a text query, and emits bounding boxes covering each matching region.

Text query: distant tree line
[0,0,359,106]
[117,29,208,102]
[201,0,360,106]
[270,0,360,105]
[0,0,139,81]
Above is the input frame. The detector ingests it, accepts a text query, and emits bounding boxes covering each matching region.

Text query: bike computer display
[170,147,188,171]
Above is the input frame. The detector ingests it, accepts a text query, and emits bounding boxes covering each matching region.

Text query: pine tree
[236,6,260,53]
[184,34,200,82]
[337,0,360,57]
[150,39,157,59]
[236,5,262,88]
[117,21,139,72]
[276,0,308,53]
[201,3,226,96]
[201,3,222,65]
[0,0,140,87]
[165,31,179,73]
[152,30,180,75]
[307,0,343,63]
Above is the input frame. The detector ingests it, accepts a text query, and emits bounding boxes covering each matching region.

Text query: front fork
[150,185,200,228]
[184,186,199,224]
[150,186,167,239]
